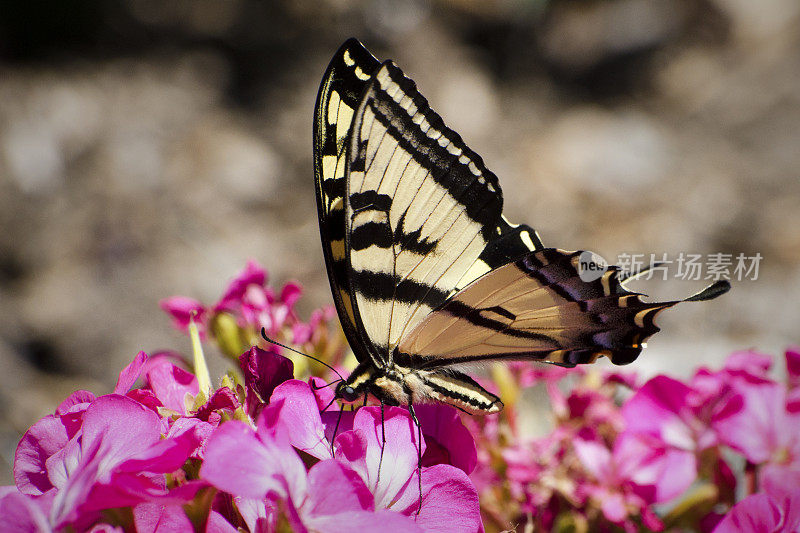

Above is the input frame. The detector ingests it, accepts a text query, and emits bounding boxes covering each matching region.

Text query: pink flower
[270,379,339,460]
[11,395,203,529]
[333,407,481,532]
[723,349,773,378]
[574,432,696,531]
[713,486,800,533]
[133,502,195,532]
[139,355,199,414]
[213,261,302,336]
[159,297,207,336]
[292,305,337,345]
[215,260,268,310]
[269,379,479,478]
[713,372,800,494]
[502,429,570,510]
[622,374,741,453]
[200,402,423,532]
[160,261,308,343]
[567,386,625,437]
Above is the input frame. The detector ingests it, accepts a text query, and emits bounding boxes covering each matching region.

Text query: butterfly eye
[338,385,359,403]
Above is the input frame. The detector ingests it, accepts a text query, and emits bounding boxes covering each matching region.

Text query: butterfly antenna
[320,396,338,414]
[260,328,345,381]
[311,379,343,391]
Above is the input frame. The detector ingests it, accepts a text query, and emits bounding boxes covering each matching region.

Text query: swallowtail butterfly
[313,38,729,415]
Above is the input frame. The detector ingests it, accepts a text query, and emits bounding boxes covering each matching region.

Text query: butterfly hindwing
[398,248,729,369]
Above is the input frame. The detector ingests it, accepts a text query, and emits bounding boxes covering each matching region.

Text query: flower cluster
[159,260,347,371]
[3,346,480,531]
[2,260,798,532]
[1,262,480,532]
[471,349,800,532]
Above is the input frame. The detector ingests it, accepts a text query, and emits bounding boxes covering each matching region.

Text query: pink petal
[115,423,201,474]
[305,460,373,516]
[87,477,205,512]
[143,359,199,414]
[206,510,240,533]
[788,387,800,414]
[724,350,773,377]
[622,376,695,450]
[713,379,786,463]
[292,322,313,345]
[308,376,337,411]
[305,510,423,533]
[14,415,70,495]
[603,370,639,389]
[167,417,216,460]
[215,260,267,311]
[786,347,800,389]
[56,390,96,415]
[600,491,628,523]
[713,493,782,532]
[126,389,163,412]
[573,439,613,480]
[280,282,303,307]
[620,435,696,503]
[415,405,477,474]
[235,496,278,533]
[194,387,240,422]
[239,346,293,417]
[159,296,206,332]
[80,395,162,479]
[0,490,52,532]
[114,351,148,394]
[270,379,332,460]
[200,420,306,502]
[49,439,104,526]
[133,502,194,532]
[347,407,425,508]
[760,463,800,497]
[395,464,481,533]
[45,436,82,491]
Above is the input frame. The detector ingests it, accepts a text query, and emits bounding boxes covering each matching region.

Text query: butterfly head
[334,360,385,405]
[335,381,361,403]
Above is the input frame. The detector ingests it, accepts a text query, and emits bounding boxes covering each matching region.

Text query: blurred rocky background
[1,0,798,483]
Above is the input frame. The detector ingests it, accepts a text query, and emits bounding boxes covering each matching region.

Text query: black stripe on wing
[360,72,503,237]
[349,270,450,307]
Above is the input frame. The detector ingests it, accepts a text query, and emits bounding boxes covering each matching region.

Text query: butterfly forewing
[344,60,541,358]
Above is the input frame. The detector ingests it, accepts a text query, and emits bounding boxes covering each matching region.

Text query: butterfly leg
[330,404,345,456]
[376,398,386,486]
[407,403,423,516]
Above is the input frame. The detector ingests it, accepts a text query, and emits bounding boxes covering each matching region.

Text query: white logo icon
[578,251,609,282]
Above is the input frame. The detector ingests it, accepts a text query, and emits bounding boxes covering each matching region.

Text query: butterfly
[312,38,729,416]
